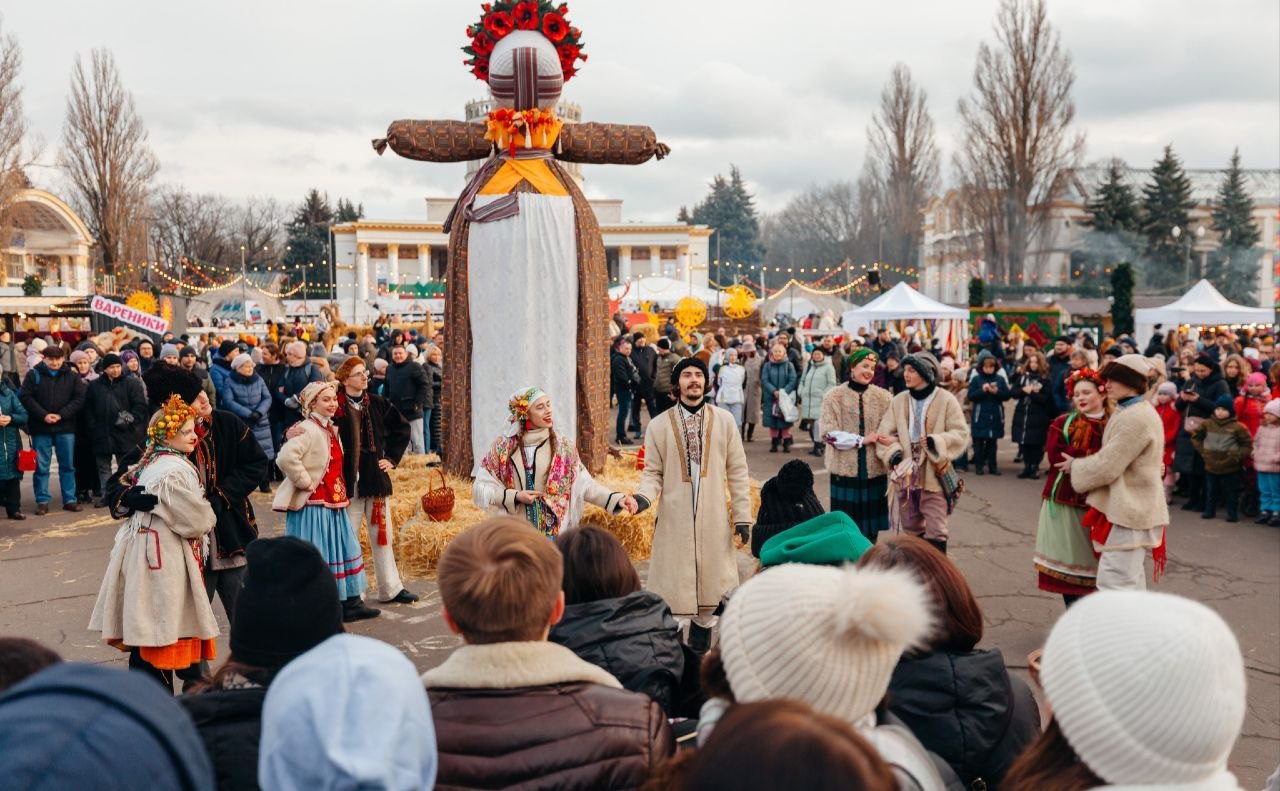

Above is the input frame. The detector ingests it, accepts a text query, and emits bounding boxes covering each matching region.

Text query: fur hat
[1100,354,1151,394]
[143,365,202,409]
[1040,591,1246,786]
[719,564,933,727]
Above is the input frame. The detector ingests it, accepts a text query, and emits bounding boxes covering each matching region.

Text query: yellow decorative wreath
[723,284,757,319]
[125,290,159,316]
[673,296,706,334]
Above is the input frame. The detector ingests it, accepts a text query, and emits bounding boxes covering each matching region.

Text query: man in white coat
[633,357,752,652]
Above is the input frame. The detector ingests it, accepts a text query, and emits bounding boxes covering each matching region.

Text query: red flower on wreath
[482,10,514,39]
[513,1,540,30]
[541,12,568,43]
[471,57,490,80]
[557,44,580,72]
[471,31,495,56]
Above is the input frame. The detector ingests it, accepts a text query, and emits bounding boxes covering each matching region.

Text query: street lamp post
[240,245,247,325]
[1170,224,1206,290]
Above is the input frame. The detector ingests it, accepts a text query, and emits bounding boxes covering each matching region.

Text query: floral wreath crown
[1067,368,1106,396]
[464,1,587,83]
[149,393,197,445]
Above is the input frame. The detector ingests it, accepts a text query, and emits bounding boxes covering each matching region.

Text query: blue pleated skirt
[285,505,368,599]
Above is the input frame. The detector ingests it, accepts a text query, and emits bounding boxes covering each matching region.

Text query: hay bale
[356,451,760,580]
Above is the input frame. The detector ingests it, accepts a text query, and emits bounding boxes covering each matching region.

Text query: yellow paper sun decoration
[125,290,159,316]
[673,296,707,334]
[723,284,757,320]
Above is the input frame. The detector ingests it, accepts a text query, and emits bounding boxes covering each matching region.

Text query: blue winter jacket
[761,359,798,429]
[0,382,28,480]
[223,371,274,459]
[208,356,233,408]
[967,351,1011,439]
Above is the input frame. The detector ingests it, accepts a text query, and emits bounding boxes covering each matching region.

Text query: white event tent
[841,282,971,357]
[1134,279,1273,342]
[608,277,719,309]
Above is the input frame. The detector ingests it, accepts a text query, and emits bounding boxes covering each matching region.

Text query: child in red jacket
[1154,382,1181,503]
[1235,372,1268,438]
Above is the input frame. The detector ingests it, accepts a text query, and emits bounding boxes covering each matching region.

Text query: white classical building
[919,166,1280,306]
[2,188,95,296]
[330,100,711,323]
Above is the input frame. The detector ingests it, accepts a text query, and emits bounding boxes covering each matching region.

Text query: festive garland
[463,1,586,82]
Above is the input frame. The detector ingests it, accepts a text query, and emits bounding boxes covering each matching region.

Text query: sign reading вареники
[90,295,170,334]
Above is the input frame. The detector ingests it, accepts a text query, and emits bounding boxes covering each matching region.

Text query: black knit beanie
[230,537,343,669]
[752,460,824,557]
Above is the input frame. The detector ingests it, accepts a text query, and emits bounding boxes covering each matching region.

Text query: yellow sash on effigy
[478,117,568,197]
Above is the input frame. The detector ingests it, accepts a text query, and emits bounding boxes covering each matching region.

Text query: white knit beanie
[1041,591,1246,787]
[718,564,933,727]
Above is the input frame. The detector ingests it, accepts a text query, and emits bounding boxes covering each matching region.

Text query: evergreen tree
[1206,148,1262,304]
[968,276,985,307]
[284,189,334,288]
[335,198,364,223]
[676,206,690,223]
[690,165,764,284]
[1110,262,1135,336]
[1138,145,1195,290]
[1081,160,1141,270]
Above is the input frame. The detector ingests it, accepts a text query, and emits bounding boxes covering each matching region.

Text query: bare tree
[150,186,235,274]
[236,197,286,270]
[955,0,1084,284]
[59,49,159,274]
[0,16,41,238]
[867,63,939,270]
[762,182,860,271]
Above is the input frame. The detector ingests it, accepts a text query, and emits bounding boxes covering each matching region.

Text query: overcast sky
[7,0,1278,223]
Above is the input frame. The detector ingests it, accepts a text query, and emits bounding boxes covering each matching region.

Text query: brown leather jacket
[423,641,674,790]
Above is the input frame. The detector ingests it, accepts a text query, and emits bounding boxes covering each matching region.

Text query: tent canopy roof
[1134,279,1272,326]
[841,282,969,327]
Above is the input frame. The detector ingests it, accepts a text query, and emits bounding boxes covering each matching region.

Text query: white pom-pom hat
[718,564,933,726]
[1041,590,1246,787]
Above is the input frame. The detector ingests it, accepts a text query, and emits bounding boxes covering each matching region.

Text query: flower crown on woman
[148,394,197,445]
[504,385,547,437]
[1067,368,1106,397]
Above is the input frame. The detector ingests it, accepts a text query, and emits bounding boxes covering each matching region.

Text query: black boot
[925,538,948,555]
[769,437,780,453]
[342,596,381,622]
[783,438,793,453]
[746,423,755,442]
[811,442,823,457]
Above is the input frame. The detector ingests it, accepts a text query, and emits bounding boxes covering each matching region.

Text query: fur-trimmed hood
[422,640,622,691]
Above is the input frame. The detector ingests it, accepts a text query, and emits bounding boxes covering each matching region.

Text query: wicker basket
[420,469,455,522]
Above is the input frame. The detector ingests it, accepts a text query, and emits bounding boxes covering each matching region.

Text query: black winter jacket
[334,392,410,499]
[384,359,430,421]
[549,591,686,716]
[180,686,267,791]
[19,362,87,435]
[611,352,638,396]
[887,648,1041,789]
[1010,372,1054,447]
[87,374,150,456]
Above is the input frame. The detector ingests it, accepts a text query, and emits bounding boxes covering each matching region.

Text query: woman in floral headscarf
[1033,368,1112,607]
[473,386,634,537]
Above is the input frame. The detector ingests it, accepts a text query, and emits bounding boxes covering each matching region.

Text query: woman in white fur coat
[474,386,632,538]
[90,394,218,689]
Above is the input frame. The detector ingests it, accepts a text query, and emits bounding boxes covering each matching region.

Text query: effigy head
[463,2,587,111]
[489,31,562,110]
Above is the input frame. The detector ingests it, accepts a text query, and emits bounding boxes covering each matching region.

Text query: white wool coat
[1070,399,1170,531]
[876,388,970,492]
[89,452,219,647]
[273,418,335,512]
[635,405,752,617]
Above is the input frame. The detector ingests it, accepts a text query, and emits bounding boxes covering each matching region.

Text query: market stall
[841,281,971,358]
[1134,279,1274,342]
